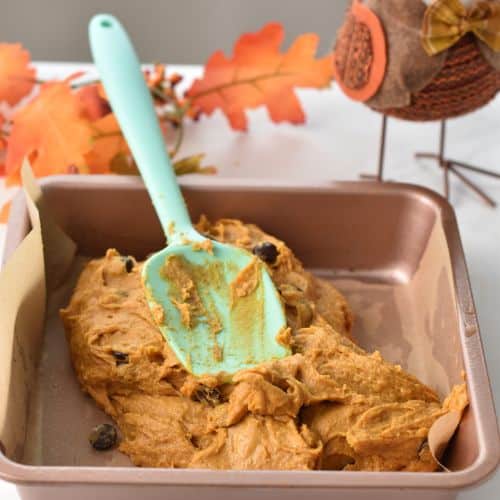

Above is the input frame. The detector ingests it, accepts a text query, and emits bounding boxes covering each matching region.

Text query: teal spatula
[89,14,290,376]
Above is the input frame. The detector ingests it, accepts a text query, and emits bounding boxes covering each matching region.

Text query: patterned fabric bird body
[334,0,500,121]
[334,0,500,206]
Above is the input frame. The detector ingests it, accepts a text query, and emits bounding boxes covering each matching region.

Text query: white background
[0,63,498,499]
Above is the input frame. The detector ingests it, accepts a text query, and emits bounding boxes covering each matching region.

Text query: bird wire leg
[447,159,500,180]
[361,114,387,181]
[439,121,450,200]
[444,163,450,200]
[377,114,387,181]
[449,165,497,207]
[434,162,497,207]
[415,120,498,207]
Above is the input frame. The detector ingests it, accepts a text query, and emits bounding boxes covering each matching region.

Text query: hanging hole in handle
[101,19,112,28]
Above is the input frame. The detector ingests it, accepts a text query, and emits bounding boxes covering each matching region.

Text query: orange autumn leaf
[0,43,35,106]
[0,200,11,223]
[186,23,334,131]
[1,115,7,175]
[0,113,4,173]
[5,82,93,184]
[85,113,129,172]
[0,114,6,151]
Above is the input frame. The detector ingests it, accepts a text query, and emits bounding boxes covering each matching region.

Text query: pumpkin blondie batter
[61,217,467,471]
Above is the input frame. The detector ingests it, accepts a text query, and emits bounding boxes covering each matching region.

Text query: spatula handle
[89,14,194,239]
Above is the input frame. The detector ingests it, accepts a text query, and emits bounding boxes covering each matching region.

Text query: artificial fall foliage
[187,23,333,131]
[0,115,5,154]
[6,81,95,184]
[0,22,334,221]
[0,43,35,106]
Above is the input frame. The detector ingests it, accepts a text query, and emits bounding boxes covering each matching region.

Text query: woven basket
[381,34,500,122]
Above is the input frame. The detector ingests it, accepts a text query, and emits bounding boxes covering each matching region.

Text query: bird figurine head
[334,0,500,121]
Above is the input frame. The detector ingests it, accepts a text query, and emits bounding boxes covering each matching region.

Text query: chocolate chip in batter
[193,386,222,406]
[89,423,118,451]
[122,256,134,273]
[112,350,129,366]
[252,242,278,264]
[189,434,202,449]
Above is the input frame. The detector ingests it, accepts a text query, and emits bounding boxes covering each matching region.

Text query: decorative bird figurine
[334,0,500,205]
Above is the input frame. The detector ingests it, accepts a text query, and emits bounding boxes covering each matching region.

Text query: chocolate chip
[189,434,201,449]
[193,386,222,407]
[252,242,278,264]
[89,423,118,451]
[112,350,129,366]
[122,256,134,273]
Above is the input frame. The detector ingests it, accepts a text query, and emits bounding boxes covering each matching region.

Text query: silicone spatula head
[88,14,291,376]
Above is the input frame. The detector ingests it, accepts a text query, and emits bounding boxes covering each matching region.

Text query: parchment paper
[0,162,76,462]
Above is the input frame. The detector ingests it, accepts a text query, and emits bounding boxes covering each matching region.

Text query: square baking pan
[0,175,498,500]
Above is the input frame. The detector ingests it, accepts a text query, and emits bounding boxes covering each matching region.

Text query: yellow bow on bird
[422,0,500,55]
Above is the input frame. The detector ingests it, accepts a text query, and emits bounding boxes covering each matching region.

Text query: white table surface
[0,63,498,499]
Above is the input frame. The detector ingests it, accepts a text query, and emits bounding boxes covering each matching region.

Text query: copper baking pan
[0,175,498,500]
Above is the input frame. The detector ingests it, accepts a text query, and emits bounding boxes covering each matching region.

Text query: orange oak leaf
[1,116,8,175]
[186,23,333,131]
[0,114,6,151]
[0,114,4,173]
[0,43,36,106]
[84,113,128,173]
[5,82,94,184]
